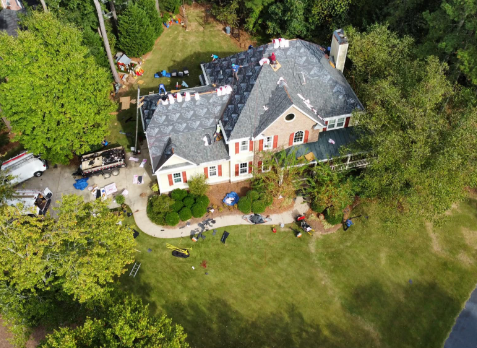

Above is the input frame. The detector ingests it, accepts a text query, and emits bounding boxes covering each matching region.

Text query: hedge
[195,195,210,208]
[311,201,327,213]
[252,200,266,214]
[171,200,184,212]
[191,203,207,218]
[179,207,192,221]
[183,196,195,208]
[324,208,343,225]
[238,198,251,214]
[247,190,260,201]
[165,212,180,226]
[171,188,188,201]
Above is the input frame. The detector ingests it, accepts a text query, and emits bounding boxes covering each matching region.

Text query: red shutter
[235,164,239,176]
[304,130,309,143]
[204,167,208,178]
[168,174,173,186]
[182,171,187,183]
[218,165,222,176]
[248,161,252,174]
[323,121,328,132]
[289,133,294,146]
[259,139,263,151]
[345,117,351,128]
[258,161,262,173]
[273,135,278,149]
[235,142,239,154]
[249,140,253,151]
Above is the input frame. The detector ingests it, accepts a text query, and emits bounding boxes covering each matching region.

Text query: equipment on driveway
[73,146,126,178]
[1,152,48,185]
[6,188,53,216]
[242,213,272,224]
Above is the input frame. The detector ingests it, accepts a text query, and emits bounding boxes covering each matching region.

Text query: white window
[293,131,304,144]
[173,173,182,184]
[327,117,346,130]
[263,136,273,150]
[240,141,249,152]
[209,166,217,177]
[239,162,248,175]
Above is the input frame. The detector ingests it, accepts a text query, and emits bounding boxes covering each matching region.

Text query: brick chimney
[330,29,348,73]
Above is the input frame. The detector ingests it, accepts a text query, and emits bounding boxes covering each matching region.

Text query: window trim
[240,140,249,152]
[172,172,182,184]
[327,117,346,130]
[263,136,273,150]
[208,165,217,177]
[293,131,304,145]
[239,162,248,176]
[285,113,295,122]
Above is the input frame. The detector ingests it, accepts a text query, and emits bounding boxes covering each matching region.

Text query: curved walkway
[133,196,310,238]
[444,285,477,348]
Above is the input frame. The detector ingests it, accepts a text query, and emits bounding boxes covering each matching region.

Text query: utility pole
[93,0,121,85]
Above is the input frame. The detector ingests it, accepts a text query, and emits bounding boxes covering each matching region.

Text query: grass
[110,5,242,148]
[121,198,477,348]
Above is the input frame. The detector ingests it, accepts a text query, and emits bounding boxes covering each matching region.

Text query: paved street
[444,285,477,348]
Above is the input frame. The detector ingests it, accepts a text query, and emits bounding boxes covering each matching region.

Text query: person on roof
[270,52,277,64]
[211,54,219,61]
[232,64,241,80]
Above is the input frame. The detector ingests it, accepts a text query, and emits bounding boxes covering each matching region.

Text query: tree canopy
[0,12,116,165]
[118,3,156,57]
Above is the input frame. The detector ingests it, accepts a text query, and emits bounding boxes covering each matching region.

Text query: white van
[6,188,53,216]
[1,152,48,185]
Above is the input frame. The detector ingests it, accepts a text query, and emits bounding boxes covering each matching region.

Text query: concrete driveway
[444,285,477,348]
[17,145,153,215]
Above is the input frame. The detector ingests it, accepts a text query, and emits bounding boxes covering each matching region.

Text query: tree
[305,163,355,214]
[94,0,121,84]
[347,25,477,220]
[0,170,15,205]
[117,3,156,57]
[41,296,189,348]
[0,12,116,165]
[0,195,136,344]
[265,0,308,38]
[187,174,208,196]
[137,0,164,37]
[252,149,307,199]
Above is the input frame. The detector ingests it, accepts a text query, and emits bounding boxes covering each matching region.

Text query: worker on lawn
[211,54,219,61]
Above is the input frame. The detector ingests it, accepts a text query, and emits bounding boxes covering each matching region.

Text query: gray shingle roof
[202,39,363,140]
[287,127,360,161]
[0,9,22,37]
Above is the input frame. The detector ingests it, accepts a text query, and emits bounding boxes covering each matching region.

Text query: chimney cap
[333,29,348,44]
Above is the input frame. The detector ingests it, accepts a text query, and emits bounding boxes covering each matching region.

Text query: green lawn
[109,6,242,148]
[121,198,477,348]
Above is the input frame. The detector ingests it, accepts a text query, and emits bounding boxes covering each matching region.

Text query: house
[0,0,35,36]
[140,30,365,193]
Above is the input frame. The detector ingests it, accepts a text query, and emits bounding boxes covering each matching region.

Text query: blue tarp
[73,178,89,190]
[223,192,239,206]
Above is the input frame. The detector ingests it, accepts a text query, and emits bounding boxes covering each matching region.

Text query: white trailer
[6,188,53,216]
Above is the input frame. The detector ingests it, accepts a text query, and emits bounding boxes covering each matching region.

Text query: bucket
[225,26,230,35]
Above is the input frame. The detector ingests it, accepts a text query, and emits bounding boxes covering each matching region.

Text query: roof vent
[184,92,191,101]
[168,94,174,104]
[217,88,223,96]
[195,92,200,100]
[176,93,183,103]
[202,134,212,146]
[300,72,306,85]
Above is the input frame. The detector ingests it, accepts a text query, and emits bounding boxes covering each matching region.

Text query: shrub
[311,201,327,213]
[238,198,251,214]
[179,207,192,221]
[165,212,180,226]
[183,196,195,208]
[147,194,175,225]
[246,190,260,201]
[191,203,207,218]
[115,194,125,205]
[170,188,188,201]
[136,0,164,37]
[118,3,156,57]
[324,208,344,225]
[162,12,171,23]
[171,200,184,212]
[260,193,273,207]
[188,174,209,196]
[151,183,159,192]
[252,200,266,214]
[195,195,210,208]
[161,0,180,13]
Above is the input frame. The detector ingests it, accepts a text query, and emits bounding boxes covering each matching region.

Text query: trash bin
[225,26,230,35]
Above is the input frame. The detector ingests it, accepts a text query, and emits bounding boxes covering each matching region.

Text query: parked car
[1,152,48,185]
[73,146,126,178]
[6,188,53,216]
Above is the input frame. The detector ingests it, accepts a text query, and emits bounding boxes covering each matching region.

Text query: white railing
[331,159,369,171]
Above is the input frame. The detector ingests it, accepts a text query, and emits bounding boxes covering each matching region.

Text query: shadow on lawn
[343,279,460,348]
[162,297,374,348]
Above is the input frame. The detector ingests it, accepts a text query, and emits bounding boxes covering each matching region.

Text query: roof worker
[248,44,253,50]
[232,63,241,80]
[101,138,108,147]
[270,52,277,64]
[211,54,219,61]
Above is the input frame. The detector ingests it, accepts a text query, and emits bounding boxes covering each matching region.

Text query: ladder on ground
[129,262,141,277]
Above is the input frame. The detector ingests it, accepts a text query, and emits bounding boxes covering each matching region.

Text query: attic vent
[202,134,212,146]
[300,72,306,85]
